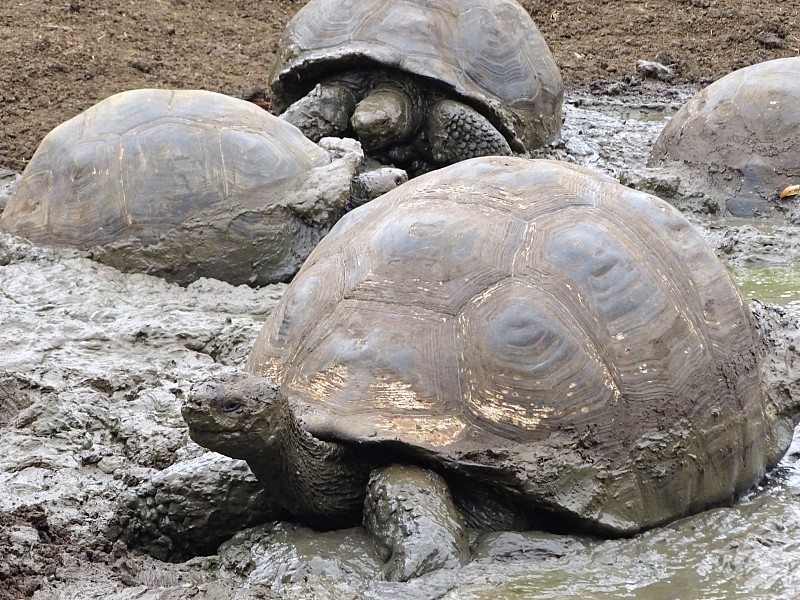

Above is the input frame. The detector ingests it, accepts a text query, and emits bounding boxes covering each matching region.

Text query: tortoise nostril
[187,382,219,406]
[185,394,203,409]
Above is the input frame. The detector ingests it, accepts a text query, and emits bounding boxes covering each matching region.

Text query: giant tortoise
[183,157,789,577]
[1,88,405,286]
[268,0,563,174]
[649,57,800,218]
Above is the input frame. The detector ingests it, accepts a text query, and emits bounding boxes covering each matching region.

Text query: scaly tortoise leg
[363,464,470,582]
[427,99,512,165]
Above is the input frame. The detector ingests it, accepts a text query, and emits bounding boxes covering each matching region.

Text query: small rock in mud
[471,530,584,563]
[218,521,383,594]
[636,59,675,81]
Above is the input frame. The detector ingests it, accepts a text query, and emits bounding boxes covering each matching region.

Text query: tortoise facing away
[1,89,405,286]
[648,57,800,218]
[183,158,790,578]
[268,0,563,174]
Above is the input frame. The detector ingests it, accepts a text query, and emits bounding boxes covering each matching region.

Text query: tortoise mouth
[186,426,239,451]
[182,408,240,434]
[188,426,226,434]
[186,426,256,461]
[180,405,235,432]
[186,425,242,436]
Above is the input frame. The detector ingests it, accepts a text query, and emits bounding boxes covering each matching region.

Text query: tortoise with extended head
[268,0,563,174]
[1,88,405,286]
[183,157,789,578]
[648,57,800,218]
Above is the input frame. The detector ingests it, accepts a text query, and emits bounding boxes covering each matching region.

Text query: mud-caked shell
[269,0,563,152]
[1,89,342,286]
[649,57,800,217]
[248,157,786,535]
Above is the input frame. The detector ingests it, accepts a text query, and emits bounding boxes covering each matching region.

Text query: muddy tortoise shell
[1,88,338,286]
[247,156,786,534]
[649,57,800,217]
[268,0,563,153]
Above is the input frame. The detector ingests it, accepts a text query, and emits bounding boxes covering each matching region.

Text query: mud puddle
[2,86,800,599]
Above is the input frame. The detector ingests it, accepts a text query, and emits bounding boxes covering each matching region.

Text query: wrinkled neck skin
[245,399,375,530]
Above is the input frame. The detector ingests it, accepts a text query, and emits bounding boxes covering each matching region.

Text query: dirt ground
[1,0,798,173]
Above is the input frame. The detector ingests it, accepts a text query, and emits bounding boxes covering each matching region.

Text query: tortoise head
[181,372,288,460]
[351,86,422,152]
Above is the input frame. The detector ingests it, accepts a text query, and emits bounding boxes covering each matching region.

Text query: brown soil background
[0,0,798,173]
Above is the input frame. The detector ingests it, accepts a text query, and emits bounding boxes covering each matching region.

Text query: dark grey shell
[649,57,800,217]
[269,0,563,152]
[247,157,786,534]
[1,89,336,286]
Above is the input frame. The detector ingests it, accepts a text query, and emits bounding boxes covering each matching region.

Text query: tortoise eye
[223,401,241,413]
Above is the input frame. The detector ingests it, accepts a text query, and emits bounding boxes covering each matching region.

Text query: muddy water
[732,266,800,306]
[2,87,800,599]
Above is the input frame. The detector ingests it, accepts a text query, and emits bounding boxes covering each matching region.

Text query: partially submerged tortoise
[183,158,789,578]
[268,0,563,174]
[648,57,800,218]
[1,89,405,286]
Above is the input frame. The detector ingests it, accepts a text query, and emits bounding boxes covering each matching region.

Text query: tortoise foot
[363,464,470,581]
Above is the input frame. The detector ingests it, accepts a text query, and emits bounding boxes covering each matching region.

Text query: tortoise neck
[250,396,375,529]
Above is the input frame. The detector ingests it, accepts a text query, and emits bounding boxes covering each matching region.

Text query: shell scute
[339,198,525,315]
[457,278,618,441]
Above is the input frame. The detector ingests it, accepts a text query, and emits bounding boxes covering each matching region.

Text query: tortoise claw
[779,184,800,199]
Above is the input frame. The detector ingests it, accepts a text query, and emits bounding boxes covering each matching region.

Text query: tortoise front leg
[279,83,356,142]
[363,464,470,581]
[427,99,512,165]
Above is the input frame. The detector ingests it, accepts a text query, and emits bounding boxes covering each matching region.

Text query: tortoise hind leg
[427,99,512,165]
[279,83,356,142]
[363,464,470,581]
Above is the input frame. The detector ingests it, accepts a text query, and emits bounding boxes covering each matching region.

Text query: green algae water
[730,266,800,306]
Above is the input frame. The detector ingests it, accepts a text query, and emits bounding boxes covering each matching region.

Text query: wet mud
[2,88,800,599]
